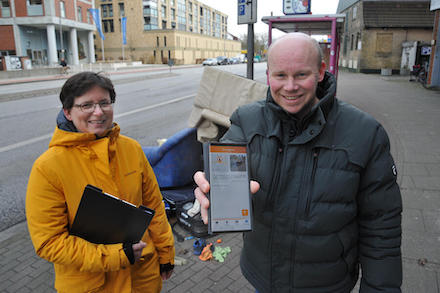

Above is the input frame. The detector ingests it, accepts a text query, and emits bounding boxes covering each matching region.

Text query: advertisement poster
[284,0,311,15]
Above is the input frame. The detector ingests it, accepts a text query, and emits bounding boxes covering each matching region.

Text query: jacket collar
[50,111,120,148]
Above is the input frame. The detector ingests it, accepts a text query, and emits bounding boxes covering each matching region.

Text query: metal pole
[59,17,64,60]
[121,12,124,61]
[329,18,337,75]
[247,23,254,80]
[101,38,105,61]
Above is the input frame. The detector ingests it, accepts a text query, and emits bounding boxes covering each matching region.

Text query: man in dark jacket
[194,33,402,292]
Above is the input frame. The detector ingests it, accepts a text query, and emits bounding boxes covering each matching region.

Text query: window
[352,6,357,20]
[87,10,91,23]
[101,4,113,18]
[1,0,11,18]
[171,8,175,20]
[60,1,66,18]
[161,5,166,18]
[102,19,114,32]
[170,0,175,6]
[77,6,82,22]
[162,20,167,29]
[143,5,157,17]
[119,3,124,17]
[350,34,354,51]
[177,0,186,31]
[164,36,167,46]
[356,33,361,50]
[144,16,158,30]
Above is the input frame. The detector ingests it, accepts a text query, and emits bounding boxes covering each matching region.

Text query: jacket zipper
[304,149,320,218]
[265,142,284,208]
[268,142,285,290]
[290,148,317,291]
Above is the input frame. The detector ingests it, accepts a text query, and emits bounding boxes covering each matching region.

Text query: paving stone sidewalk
[1,72,439,292]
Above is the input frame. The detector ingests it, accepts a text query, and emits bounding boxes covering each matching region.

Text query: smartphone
[203,142,253,234]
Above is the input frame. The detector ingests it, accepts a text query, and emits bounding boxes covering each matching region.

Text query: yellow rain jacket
[26,124,175,293]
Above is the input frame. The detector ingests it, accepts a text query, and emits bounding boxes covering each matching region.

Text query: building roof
[337,0,360,13]
[363,1,434,28]
[337,0,432,13]
[261,14,345,35]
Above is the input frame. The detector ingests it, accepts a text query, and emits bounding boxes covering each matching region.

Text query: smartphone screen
[204,142,252,233]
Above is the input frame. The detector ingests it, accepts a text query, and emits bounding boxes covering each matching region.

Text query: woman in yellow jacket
[26,72,175,293]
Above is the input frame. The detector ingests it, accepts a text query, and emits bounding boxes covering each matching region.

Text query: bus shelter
[262,14,345,76]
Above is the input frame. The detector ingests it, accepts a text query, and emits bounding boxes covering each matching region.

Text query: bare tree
[240,32,269,57]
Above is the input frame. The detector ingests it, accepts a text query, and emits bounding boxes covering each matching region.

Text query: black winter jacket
[222,72,402,293]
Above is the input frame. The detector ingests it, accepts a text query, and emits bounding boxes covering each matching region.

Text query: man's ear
[63,108,72,121]
[318,61,326,82]
[266,68,270,86]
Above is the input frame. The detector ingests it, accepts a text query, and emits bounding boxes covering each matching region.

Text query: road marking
[0,95,195,154]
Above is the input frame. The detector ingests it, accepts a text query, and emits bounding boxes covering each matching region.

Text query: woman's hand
[193,171,260,224]
[132,241,146,262]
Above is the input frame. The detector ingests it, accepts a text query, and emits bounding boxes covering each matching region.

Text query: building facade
[337,0,434,74]
[94,0,241,64]
[428,0,440,87]
[0,0,96,66]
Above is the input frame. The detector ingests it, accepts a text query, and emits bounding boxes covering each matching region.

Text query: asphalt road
[0,63,268,232]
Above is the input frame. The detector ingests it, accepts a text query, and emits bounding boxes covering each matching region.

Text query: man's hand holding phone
[193,171,260,224]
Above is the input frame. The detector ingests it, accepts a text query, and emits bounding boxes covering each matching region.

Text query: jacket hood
[266,71,337,131]
[56,109,78,133]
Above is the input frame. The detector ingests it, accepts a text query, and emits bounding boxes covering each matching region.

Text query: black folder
[70,184,155,244]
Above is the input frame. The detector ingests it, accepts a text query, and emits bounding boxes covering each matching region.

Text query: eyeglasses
[73,101,113,113]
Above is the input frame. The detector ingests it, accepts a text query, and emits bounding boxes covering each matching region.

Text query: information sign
[238,0,257,24]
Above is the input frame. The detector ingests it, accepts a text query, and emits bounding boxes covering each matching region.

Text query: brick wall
[0,25,15,50]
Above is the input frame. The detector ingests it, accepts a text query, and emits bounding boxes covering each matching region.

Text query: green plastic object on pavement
[213,246,231,263]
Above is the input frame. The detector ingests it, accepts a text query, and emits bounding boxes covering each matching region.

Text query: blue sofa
[142,128,203,189]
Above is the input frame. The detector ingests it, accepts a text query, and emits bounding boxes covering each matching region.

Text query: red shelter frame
[262,14,345,77]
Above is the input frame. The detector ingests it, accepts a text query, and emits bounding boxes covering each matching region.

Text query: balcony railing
[1,7,11,17]
[27,4,43,16]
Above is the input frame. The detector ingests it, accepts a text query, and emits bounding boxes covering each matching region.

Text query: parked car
[202,58,218,66]
[229,57,240,64]
[216,56,229,65]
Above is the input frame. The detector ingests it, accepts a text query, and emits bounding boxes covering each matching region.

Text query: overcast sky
[200,0,340,37]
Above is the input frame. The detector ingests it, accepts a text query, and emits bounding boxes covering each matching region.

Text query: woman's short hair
[60,72,116,109]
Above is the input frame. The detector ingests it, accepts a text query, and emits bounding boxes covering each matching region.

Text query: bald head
[267,33,323,71]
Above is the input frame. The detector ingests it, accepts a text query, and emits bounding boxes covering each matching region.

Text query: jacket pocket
[55,265,105,293]
[304,149,320,218]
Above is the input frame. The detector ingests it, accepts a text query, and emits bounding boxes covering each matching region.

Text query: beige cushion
[188,67,268,142]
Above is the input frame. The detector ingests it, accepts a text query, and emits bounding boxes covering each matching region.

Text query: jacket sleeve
[26,160,130,273]
[140,153,175,265]
[358,125,402,292]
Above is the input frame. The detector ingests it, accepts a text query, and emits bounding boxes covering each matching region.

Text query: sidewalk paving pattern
[0,71,439,292]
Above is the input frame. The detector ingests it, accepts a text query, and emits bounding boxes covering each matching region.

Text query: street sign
[238,0,257,24]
